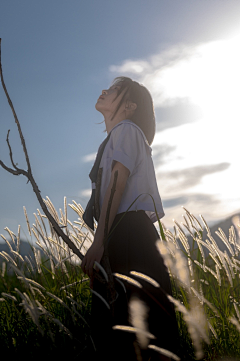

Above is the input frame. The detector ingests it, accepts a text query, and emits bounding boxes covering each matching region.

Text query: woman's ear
[125,101,137,112]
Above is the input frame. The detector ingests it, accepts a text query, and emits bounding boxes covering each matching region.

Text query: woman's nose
[102,89,107,95]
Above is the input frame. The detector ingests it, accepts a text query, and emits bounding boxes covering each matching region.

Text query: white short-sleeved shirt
[99,120,165,223]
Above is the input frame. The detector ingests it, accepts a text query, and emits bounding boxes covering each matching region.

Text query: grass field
[0,198,240,360]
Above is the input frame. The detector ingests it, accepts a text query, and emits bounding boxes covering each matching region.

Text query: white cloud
[81,152,96,163]
[80,189,91,198]
[109,34,240,226]
[110,34,240,114]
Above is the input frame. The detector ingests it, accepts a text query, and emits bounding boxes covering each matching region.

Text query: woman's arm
[81,161,130,287]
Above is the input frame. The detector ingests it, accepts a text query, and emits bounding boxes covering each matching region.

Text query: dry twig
[0,39,116,299]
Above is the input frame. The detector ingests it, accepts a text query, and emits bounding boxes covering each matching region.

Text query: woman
[81,77,180,361]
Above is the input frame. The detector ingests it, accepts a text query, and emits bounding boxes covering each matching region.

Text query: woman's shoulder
[111,120,150,148]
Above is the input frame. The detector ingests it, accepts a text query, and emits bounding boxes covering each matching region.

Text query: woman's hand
[81,241,104,288]
[81,161,129,289]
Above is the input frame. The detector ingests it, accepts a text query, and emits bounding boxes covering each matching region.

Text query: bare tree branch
[6,129,19,170]
[0,39,109,288]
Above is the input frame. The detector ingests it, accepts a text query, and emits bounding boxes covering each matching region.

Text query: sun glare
[151,33,240,122]
[109,32,240,225]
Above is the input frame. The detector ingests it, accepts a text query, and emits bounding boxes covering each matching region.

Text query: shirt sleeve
[111,123,143,175]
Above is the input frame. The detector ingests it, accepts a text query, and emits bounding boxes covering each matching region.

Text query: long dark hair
[110,77,156,145]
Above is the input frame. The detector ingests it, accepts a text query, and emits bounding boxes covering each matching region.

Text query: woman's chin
[95,102,104,112]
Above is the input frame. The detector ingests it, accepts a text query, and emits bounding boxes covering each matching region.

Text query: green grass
[1,198,240,360]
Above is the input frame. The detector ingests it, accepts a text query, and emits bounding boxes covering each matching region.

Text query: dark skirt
[91,210,180,360]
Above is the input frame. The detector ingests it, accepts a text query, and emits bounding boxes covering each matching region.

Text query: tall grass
[0,198,240,360]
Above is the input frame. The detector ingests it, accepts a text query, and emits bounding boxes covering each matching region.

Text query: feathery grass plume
[207,321,218,339]
[10,250,24,262]
[37,209,49,245]
[15,287,43,335]
[204,265,219,280]
[33,247,42,274]
[129,296,150,349]
[66,295,86,309]
[59,208,65,225]
[17,276,46,290]
[215,264,221,286]
[90,289,110,309]
[1,292,17,302]
[1,234,12,251]
[188,257,194,277]
[229,316,240,333]
[0,298,6,302]
[69,200,96,236]
[35,241,49,258]
[130,271,160,288]
[209,252,222,270]
[1,261,6,277]
[196,238,206,267]
[182,214,191,230]
[216,228,235,256]
[233,301,240,322]
[25,255,34,272]
[33,225,45,247]
[174,220,190,252]
[219,253,233,287]
[168,295,209,360]
[29,284,36,296]
[189,213,204,232]
[16,225,20,253]
[156,241,191,289]
[32,227,40,243]
[232,257,240,275]
[207,234,221,257]
[36,300,51,316]
[199,214,211,235]
[52,318,72,338]
[181,221,195,240]
[46,292,71,311]
[183,207,195,228]
[178,232,190,255]
[4,227,16,245]
[1,251,17,266]
[33,213,45,239]
[64,196,68,226]
[224,251,235,279]
[32,287,46,299]
[44,196,60,224]
[229,225,239,256]
[148,345,180,361]
[55,253,76,268]
[112,325,155,340]
[49,255,55,279]
[165,229,180,249]
[0,252,9,262]
[60,280,83,290]
[23,206,31,236]
[61,261,69,279]
[113,273,142,288]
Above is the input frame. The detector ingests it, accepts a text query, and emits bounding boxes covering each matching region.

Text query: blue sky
[1,0,240,239]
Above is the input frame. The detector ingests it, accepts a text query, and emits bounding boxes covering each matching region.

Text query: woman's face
[95,83,124,117]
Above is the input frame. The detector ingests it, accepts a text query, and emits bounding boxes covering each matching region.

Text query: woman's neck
[104,113,128,134]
